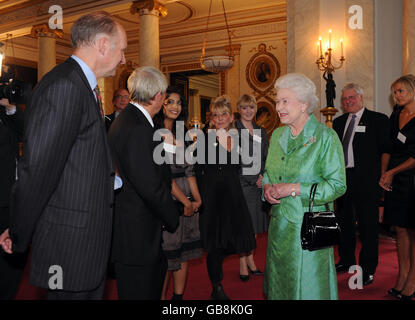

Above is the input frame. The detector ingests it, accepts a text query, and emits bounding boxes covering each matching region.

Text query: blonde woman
[235,94,269,281]
[198,96,256,300]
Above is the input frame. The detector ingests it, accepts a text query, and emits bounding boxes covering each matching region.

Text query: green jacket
[263,114,346,224]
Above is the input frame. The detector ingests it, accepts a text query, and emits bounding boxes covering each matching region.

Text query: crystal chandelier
[200,0,234,73]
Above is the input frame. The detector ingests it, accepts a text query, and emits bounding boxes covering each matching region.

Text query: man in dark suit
[105,88,129,131]
[108,66,179,299]
[0,11,127,300]
[333,83,392,286]
[0,98,26,299]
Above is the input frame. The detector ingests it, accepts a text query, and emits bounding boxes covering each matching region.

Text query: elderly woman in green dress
[262,73,346,300]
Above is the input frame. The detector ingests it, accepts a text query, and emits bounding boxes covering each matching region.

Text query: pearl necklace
[289,130,299,140]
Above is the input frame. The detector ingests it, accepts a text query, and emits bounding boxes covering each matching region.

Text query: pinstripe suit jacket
[108,103,179,266]
[9,58,115,291]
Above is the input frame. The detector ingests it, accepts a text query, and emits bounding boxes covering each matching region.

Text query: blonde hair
[391,74,415,105]
[237,94,257,113]
[209,95,234,129]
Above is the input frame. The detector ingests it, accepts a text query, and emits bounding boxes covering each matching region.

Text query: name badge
[398,132,407,144]
[253,134,262,143]
[163,143,176,154]
[355,126,366,133]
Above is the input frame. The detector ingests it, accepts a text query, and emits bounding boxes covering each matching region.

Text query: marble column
[31,24,62,81]
[402,0,415,75]
[189,88,201,123]
[225,44,241,112]
[286,0,322,120]
[131,0,168,69]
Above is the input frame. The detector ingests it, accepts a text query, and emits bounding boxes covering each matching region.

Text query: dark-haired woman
[154,87,203,300]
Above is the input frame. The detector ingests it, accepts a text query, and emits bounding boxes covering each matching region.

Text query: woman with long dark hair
[154,87,203,300]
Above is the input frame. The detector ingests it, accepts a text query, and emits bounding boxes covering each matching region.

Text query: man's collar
[130,101,154,127]
[71,55,97,91]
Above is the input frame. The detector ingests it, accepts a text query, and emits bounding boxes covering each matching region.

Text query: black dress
[384,106,415,228]
[198,130,256,254]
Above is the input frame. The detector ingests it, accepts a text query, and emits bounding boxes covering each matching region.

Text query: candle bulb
[328,29,332,49]
[340,38,344,57]
[319,36,322,57]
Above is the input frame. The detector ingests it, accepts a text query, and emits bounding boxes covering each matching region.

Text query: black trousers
[336,169,379,275]
[46,277,106,300]
[0,207,28,300]
[114,256,167,300]
[206,249,230,285]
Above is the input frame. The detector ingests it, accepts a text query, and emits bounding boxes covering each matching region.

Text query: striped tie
[93,85,105,120]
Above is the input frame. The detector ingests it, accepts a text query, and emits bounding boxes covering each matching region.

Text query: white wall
[374,0,402,116]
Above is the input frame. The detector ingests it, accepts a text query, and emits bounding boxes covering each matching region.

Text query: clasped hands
[379,170,394,192]
[0,229,13,254]
[264,183,293,205]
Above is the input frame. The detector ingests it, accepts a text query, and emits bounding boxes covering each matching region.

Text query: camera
[0,67,32,104]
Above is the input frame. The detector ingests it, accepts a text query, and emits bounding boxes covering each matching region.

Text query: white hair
[128,66,168,104]
[274,73,319,114]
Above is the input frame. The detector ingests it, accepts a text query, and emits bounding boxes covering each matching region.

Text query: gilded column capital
[225,44,241,56]
[130,0,168,18]
[31,24,63,39]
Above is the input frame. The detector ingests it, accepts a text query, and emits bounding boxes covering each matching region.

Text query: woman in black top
[198,95,256,300]
[380,74,415,300]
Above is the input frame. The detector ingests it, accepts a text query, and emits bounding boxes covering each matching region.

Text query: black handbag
[301,183,341,251]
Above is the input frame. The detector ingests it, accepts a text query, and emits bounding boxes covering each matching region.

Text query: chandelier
[200,0,234,73]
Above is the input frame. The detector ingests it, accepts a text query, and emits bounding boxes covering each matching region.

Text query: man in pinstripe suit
[0,12,127,300]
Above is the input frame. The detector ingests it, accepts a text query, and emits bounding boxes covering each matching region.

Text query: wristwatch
[291,184,296,198]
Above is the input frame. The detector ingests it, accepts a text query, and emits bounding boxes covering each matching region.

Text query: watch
[291,184,296,198]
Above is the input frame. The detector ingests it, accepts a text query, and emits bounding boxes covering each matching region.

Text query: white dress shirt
[343,107,365,168]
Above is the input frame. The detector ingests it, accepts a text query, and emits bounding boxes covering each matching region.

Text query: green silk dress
[262,115,346,300]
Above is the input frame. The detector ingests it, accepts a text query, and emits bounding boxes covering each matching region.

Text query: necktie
[93,86,105,120]
[342,114,356,167]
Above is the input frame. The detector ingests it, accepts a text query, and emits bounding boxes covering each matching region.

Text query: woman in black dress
[198,95,256,300]
[235,94,269,281]
[380,74,415,300]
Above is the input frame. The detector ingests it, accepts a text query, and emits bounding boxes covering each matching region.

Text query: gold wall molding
[130,0,167,17]
[31,23,63,38]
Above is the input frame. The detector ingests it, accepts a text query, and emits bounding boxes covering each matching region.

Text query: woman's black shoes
[211,284,230,300]
[248,266,264,276]
[239,274,249,282]
[397,291,415,300]
[387,288,401,298]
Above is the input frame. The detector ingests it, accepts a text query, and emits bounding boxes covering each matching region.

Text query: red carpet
[14,233,399,300]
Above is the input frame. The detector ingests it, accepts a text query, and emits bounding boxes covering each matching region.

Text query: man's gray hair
[128,66,168,105]
[274,73,319,114]
[342,83,364,96]
[71,11,119,49]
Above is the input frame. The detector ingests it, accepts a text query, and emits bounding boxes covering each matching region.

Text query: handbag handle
[308,183,330,212]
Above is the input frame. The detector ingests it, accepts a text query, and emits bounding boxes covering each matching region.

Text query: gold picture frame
[246,43,281,95]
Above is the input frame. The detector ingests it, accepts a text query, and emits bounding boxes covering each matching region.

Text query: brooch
[304,136,316,147]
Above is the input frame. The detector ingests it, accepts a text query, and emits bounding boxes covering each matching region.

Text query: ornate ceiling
[0,0,286,66]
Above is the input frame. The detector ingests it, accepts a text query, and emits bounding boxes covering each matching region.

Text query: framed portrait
[255,98,280,136]
[246,44,281,95]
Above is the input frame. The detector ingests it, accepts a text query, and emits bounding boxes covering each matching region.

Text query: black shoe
[387,288,401,298]
[211,284,230,300]
[363,274,374,286]
[239,274,249,282]
[335,263,351,273]
[248,266,264,276]
[397,292,414,300]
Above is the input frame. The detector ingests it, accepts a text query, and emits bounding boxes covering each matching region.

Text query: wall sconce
[316,29,345,127]
[0,42,4,78]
